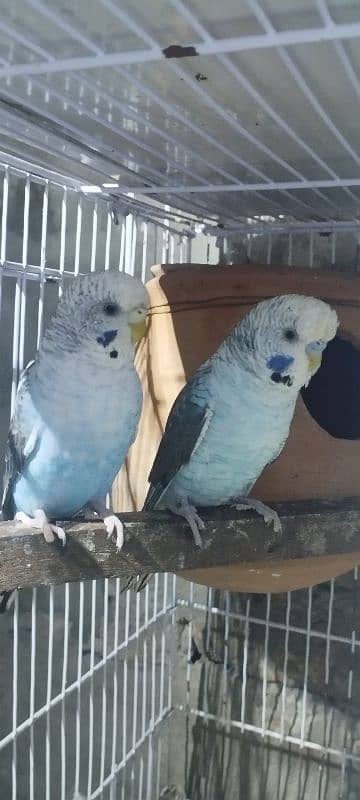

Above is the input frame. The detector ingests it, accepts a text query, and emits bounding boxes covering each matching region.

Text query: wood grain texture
[1,499,360,592]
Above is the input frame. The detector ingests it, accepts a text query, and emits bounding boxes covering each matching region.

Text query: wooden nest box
[113,263,360,593]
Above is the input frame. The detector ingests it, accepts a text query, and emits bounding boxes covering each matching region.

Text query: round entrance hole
[301,334,360,440]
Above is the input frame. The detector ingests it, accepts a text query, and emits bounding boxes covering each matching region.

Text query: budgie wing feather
[143,365,212,511]
[2,361,39,520]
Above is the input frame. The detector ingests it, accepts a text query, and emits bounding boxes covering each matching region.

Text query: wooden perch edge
[1,499,360,592]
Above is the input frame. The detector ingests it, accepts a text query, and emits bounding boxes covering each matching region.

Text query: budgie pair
[0,269,338,606]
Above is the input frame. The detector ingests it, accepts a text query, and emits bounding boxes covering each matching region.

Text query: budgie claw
[233,498,282,534]
[121,573,150,593]
[104,514,124,552]
[121,575,136,592]
[15,509,66,546]
[170,501,205,548]
[188,508,205,548]
[48,524,67,546]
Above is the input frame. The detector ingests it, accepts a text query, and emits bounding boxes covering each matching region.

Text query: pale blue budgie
[1,269,148,557]
[126,294,338,592]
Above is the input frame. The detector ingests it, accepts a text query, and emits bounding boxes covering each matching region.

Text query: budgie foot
[122,500,205,591]
[104,514,124,552]
[14,509,66,545]
[122,573,151,593]
[232,497,282,533]
[87,500,124,552]
[169,500,205,548]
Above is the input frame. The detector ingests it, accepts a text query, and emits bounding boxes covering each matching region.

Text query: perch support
[0,499,360,593]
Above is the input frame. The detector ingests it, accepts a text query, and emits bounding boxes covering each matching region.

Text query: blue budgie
[126,294,338,592]
[1,270,148,603]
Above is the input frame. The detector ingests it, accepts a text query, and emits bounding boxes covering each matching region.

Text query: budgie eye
[103,302,120,316]
[284,329,297,341]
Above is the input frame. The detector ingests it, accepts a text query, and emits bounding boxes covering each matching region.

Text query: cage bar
[0,3,360,793]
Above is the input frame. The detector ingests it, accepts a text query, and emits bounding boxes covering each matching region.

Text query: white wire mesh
[0,3,359,796]
[0,162,188,799]
[174,574,360,800]
[0,577,174,800]
[0,0,358,222]
[0,156,360,800]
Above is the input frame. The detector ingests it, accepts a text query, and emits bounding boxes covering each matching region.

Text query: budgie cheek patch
[267,354,294,387]
[267,354,294,373]
[96,329,118,347]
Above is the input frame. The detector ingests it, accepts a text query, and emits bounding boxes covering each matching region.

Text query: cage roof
[0,0,359,228]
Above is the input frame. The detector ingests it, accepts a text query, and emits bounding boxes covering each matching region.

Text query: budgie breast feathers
[10,360,142,519]
[160,363,296,510]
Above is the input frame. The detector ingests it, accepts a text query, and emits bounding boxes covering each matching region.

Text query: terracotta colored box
[113,263,360,592]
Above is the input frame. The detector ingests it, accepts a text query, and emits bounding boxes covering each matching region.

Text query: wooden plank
[1,499,360,591]
[150,262,360,306]
[182,552,360,593]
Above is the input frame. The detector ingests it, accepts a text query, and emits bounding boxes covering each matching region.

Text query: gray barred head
[41,270,148,366]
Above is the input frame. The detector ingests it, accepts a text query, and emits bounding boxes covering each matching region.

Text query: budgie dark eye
[284,329,297,342]
[103,302,119,316]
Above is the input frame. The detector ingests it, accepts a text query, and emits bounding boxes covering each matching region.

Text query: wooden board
[182,552,360,593]
[1,500,360,593]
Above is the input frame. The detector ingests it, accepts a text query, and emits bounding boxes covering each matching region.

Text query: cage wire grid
[0,160,192,800]
[0,1,360,798]
[0,0,360,225]
[0,162,360,800]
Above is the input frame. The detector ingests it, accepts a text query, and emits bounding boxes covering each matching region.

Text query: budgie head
[233,294,338,391]
[43,270,148,366]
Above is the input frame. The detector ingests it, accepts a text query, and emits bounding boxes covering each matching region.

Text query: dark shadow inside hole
[301,334,360,440]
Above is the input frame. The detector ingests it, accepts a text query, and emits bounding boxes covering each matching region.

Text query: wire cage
[0,161,186,800]
[1,161,360,800]
[1,1,360,799]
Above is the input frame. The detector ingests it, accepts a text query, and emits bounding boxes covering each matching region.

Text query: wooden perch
[1,499,360,592]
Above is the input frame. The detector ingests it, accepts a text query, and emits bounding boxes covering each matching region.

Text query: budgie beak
[306,339,326,372]
[129,318,147,344]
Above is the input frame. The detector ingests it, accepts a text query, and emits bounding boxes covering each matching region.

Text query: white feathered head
[230,294,338,391]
